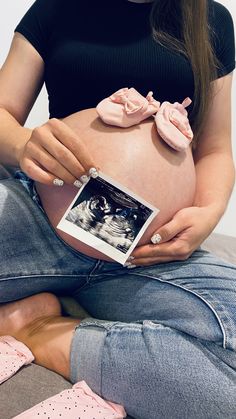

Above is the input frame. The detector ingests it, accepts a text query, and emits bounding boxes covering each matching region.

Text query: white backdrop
[0,0,235,237]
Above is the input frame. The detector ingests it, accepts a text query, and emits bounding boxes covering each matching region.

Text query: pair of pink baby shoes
[0,336,126,418]
[96,87,193,152]
[14,380,126,418]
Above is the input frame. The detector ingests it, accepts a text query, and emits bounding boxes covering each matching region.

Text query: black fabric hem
[217,61,235,79]
[14,26,45,62]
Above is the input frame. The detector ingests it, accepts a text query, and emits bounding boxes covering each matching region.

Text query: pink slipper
[96,87,160,128]
[13,380,127,418]
[155,97,193,151]
[0,336,34,384]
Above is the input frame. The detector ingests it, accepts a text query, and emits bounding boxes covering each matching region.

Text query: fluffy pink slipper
[13,380,126,418]
[0,336,34,384]
[96,87,160,127]
[155,97,194,151]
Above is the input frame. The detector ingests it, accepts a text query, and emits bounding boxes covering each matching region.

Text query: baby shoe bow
[96,87,160,128]
[155,97,193,151]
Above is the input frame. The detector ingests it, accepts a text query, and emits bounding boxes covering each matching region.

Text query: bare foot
[0,293,61,337]
[0,293,79,380]
[17,315,80,380]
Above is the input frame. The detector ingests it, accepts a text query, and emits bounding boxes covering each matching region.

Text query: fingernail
[73,180,83,188]
[151,233,162,244]
[123,261,137,269]
[53,178,64,186]
[123,261,132,267]
[89,167,99,178]
[127,264,137,269]
[80,175,90,184]
[127,256,135,261]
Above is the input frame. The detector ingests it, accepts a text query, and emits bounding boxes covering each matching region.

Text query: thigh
[0,164,14,180]
[74,250,236,350]
[71,319,236,419]
[0,178,96,302]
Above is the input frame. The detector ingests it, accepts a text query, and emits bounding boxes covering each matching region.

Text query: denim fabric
[1,174,236,418]
[14,170,44,211]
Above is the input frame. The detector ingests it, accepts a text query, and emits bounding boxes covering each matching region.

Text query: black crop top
[15,0,235,120]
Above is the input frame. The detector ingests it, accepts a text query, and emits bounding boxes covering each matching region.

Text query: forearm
[0,107,32,167]
[193,150,235,220]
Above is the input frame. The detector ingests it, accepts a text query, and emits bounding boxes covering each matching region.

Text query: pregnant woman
[0,1,236,418]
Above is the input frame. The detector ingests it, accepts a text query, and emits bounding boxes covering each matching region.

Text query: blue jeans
[1,172,236,419]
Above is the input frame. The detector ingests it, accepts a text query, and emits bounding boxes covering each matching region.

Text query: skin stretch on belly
[36,108,196,261]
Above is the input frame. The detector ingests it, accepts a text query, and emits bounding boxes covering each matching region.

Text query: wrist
[199,203,226,229]
[14,127,32,166]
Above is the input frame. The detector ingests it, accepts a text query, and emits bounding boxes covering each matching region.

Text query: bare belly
[36,109,196,261]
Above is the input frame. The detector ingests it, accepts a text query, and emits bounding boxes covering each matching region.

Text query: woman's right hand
[19,118,98,185]
[0,34,97,181]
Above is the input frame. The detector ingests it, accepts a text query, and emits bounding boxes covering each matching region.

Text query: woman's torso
[36,109,196,261]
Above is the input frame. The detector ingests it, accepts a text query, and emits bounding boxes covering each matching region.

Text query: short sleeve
[211,2,236,78]
[14,0,56,61]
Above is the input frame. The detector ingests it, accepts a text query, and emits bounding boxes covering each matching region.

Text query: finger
[21,158,57,184]
[29,123,98,182]
[32,146,78,184]
[23,139,80,184]
[27,126,85,179]
[48,119,97,171]
[131,240,182,260]
[150,218,185,245]
[131,241,193,265]
[129,255,182,266]
[133,245,194,265]
[40,133,86,180]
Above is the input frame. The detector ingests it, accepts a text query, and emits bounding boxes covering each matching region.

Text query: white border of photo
[57,171,160,264]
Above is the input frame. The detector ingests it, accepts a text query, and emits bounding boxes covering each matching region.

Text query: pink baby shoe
[96,87,160,128]
[155,97,193,151]
[13,380,127,418]
[0,336,34,384]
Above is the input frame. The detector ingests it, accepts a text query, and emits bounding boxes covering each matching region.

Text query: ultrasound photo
[57,172,159,264]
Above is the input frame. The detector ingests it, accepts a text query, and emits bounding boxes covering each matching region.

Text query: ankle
[18,316,80,380]
[0,293,62,337]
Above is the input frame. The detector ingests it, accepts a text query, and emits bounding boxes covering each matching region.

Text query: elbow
[0,105,24,125]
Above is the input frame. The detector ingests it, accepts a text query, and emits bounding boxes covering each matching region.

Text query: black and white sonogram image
[57,172,159,264]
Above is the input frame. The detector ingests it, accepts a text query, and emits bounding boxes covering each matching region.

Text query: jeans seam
[72,281,95,298]
[73,321,109,394]
[86,260,103,283]
[131,271,227,349]
[100,330,106,397]
[1,273,87,280]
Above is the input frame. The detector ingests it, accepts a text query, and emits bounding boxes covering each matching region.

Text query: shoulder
[14,0,66,55]
[209,1,234,35]
[208,1,235,77]
[17,0,65,21]
[209,0,233,25]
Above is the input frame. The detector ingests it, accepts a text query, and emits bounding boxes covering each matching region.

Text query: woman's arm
[130,73,235,266]
[193,73,235,217]
[0,33,97,183]
[0,33,44,166]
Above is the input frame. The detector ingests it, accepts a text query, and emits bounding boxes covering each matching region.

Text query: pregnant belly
[36,109,196,261]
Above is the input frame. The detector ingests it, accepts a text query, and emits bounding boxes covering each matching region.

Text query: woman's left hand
[129,206,219,266]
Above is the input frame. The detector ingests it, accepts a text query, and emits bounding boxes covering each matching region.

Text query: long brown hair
[150,0,220,142]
